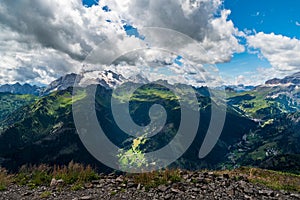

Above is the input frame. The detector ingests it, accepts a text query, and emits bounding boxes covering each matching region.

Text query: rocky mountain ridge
[0,83,41,95]
[265,72,300,86]
[3,71,300,97]
[0,70,139,96]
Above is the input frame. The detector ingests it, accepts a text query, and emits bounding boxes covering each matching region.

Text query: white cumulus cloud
[0,0,125,84]
[247,32,300,73]
[104,0,244,63]
[0,0,244,86]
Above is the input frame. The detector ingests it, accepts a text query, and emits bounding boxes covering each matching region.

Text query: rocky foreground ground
[0,170,299,200]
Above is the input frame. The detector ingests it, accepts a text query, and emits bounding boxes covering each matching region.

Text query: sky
[218,0,300,85]
[0,0,299,86]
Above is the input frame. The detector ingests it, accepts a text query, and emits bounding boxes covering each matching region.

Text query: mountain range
[0,83,41,95]
[0,70,149,96]
[265,72,300,85]
[0,71,299,173]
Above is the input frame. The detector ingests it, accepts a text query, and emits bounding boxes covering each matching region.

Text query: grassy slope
[0,84,298,174]
[216,167,300,192]
[0,88,87,157]
[0,93,37,122]
[227,86,299,120]
[223,87,300,172]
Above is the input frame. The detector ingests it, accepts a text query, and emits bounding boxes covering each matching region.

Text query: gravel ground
[0,171,299,200]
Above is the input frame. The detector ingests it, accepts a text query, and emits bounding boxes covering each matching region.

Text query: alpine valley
[0,71,299,174]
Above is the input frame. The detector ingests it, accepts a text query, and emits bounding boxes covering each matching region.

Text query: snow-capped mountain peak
[42,70,151,95]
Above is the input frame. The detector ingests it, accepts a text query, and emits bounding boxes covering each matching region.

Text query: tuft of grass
[130,169,181,190]
[53,161,99,185]
[0,168,12,191]
[40,191,51,198]
[71,183,84,191]
[15,164,52,188]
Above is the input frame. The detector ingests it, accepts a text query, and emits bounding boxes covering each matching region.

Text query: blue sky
[217,0,300,85]
[82,0,99,7]
[224,0,300,39]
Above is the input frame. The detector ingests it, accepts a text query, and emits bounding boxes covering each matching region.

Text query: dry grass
[14,161,99,189]
[216,167,300,192]
[15,164,52,187]
[53,161,99,185]
[129,169,181,190]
